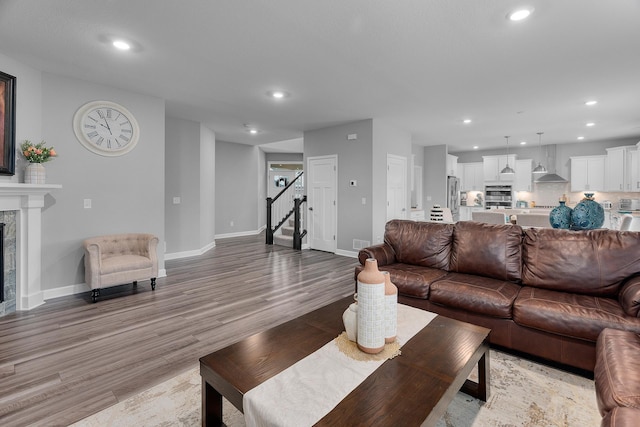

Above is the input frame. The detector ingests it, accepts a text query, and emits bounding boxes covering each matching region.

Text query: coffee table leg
[460,346,490,402]
[202,379,223,427]
[476,351,490,401]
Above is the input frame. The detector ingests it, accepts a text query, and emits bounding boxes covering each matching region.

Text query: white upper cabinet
[460,162,484,191]
[605,146,637,192]
[446,154,458,177]
[483,155,516,182]
[630,146,640,192]
[571,155,606,192]
[514,159,533,191]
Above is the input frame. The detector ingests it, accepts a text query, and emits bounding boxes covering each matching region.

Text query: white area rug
[71,350,600,427]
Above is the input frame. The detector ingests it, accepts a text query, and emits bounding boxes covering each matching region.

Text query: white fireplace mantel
[0,183,62,311]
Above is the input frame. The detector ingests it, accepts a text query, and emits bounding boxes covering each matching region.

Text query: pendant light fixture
[500,136,515,175]
[532,132,548,174]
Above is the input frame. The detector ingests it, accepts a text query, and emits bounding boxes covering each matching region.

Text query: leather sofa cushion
[356,263,447,299]
[384,220,453,270]
[522,228,640,297]
[450,221,523,282]
[595,328,640,416]
[429,272,521,318]
[514,287,640,342]
[601,407,640,427]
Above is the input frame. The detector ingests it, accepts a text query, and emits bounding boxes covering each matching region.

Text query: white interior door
[387,154,407,221]
[307,155,337,253]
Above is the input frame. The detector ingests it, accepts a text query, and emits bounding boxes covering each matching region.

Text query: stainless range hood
[534,144,568,183]
[535,172,567,183]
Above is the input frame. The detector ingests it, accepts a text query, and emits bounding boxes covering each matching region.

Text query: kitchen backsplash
[515,182,637,208]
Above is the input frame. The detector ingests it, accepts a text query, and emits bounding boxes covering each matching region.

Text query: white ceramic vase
[24,163,46,184]
[342,302,358,342]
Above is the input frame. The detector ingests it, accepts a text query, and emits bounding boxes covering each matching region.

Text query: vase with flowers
[20,140,57,184]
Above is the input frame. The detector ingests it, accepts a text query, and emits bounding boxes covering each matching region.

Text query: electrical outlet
[230,221,234,227]
[83,199,91,209]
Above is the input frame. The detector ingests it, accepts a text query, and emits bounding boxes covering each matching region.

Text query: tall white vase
[382,271,398,343]
[357,258,385,354]
[24,163,46,184]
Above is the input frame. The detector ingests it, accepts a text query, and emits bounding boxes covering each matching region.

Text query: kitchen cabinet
[446,154,458,177]
[570,155,605,192]
[605,146,636,192]
[630,149,640,192]
[460,162,483,191]
[483,155,516,182]
[514,159,533,191]
[459,206,484,221]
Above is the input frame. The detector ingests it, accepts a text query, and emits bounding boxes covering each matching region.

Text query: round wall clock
[73,100,140,156]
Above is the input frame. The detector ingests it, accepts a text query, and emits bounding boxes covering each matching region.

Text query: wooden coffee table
[200,296,490,427]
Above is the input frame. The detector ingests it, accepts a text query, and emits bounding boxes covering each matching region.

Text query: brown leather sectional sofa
[355,220,640,372]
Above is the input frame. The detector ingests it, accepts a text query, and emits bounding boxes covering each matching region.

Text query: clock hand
[103,118,113,135]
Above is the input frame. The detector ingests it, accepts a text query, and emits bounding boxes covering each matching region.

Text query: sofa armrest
[147,235,160,276]
[83,241,102,289]
[619,275,640,317]
[358,243,396,267]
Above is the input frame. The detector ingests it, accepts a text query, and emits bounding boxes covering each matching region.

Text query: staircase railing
[266,172,306,247]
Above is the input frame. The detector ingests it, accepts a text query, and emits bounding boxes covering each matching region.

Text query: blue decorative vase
[571,193,604,230]
[549,201,572,229]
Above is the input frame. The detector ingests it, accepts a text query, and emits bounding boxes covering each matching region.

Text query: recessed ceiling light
[520,141,527,145]
[112,40,131,50]
[249,129,258,134]
[577,136,585,140]
[508,9,532,21]
[473,145,479,150]
[586,122,595,127]
[463,119,472,124]
[585,100,598,106]
[267,90,290,99]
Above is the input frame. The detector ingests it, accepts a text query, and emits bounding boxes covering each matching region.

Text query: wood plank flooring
[0,234,357,426]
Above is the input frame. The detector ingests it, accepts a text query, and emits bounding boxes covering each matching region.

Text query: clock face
[73,101,140,156]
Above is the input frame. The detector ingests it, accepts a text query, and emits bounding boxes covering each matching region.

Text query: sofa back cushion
[522,228,640,296]
[450,221,523,282]
[384,220,453,270]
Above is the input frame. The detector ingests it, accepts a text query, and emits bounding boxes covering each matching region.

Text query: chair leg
[91,289,100,303]
[151,278,156,290]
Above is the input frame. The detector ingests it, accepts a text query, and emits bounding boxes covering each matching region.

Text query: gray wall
[164,117,216,255]
[423,145,448,211]
[40,72,166,290]
[304,119,374,251]
[199,125,216,248]
[265,153,303,163]
[215,141,263,235]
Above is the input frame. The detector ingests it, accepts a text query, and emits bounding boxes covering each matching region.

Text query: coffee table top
[200,295,490,426]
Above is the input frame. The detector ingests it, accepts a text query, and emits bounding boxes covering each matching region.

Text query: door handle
[308,207,313,211]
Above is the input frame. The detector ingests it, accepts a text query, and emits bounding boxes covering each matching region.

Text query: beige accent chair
[471,211,507,225]
[516,213,551,228]
[83,233,159,302]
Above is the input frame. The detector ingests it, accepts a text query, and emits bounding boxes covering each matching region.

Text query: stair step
[281,226,295,236]
[273,234,293,247]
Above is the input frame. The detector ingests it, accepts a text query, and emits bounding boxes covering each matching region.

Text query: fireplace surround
[0,183,61,313]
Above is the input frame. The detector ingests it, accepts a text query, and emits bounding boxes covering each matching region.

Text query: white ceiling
[1,0,639,153]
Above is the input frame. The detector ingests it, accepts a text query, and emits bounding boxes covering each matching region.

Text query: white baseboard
[165,241,216,261]
[215,226,265,240]
[335,249,358,258]
[41,269,168,302]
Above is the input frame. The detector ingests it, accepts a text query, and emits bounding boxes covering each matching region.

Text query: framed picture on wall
[0,71,16,176]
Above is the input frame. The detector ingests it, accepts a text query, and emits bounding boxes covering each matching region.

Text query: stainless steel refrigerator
[447,176,460,222]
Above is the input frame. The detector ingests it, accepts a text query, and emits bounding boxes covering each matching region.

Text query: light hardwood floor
[0,234,357,426]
